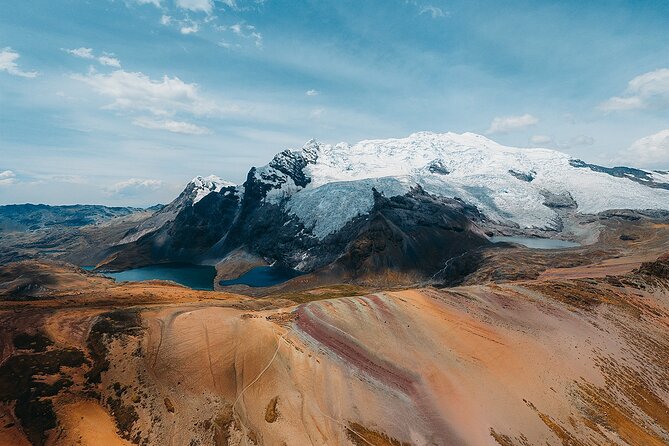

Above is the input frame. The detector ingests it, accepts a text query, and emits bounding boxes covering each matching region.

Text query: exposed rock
[541,190,577,209]
[508,169,535,182]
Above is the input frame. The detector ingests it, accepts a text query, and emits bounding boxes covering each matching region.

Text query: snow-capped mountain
[260,132,669,234]
[116,175,240,246]
[190,175,237,205]
[98,132,669,281]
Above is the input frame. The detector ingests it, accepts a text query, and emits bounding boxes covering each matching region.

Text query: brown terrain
[1,219,669,445]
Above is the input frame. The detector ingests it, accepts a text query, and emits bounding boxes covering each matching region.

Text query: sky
[1,0,669,206]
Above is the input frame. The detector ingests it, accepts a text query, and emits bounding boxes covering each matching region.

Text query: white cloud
[160,15,172,25]
[132,117,211,134]
[98,55,121,67]
[65,47,122,68]
[306,89,319,96]
[180,23,199,34]
[107,178,163,196]
[135,0,162,6]
[0,170,16,186]
[47,174,87,184]
[0,48,38,78]
[600,68,669,112]
[72,69,220,117]
[419,5,447,18]
[176,0,213,14]
[227,23,263,47]
[217,41,240,49]
[487,114,538,134]
[66,47,94,59]
[621,129,669,168]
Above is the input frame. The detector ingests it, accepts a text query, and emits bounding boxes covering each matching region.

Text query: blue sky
[1,0,669,206]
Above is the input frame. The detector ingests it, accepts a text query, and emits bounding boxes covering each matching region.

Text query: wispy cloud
[0,48,38,78]
[0,170,17,186]
[98,55,121,67]
[619,129,669,168]
[599,68,669,112]
[132,117,211,134]
[107,178,163,196]
[65,47,121,67]
[66,47,94,59]
[306,89,319,96]
[71,69,220,117]
[175,0,213,14]
[487,114,538,134]
[419,5,447,18]
[180,23,200,34]
[226,23,263,47]
[135,0,162,6]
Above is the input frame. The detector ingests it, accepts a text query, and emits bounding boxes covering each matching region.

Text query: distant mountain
[97,132,669,282]
[0,204,145,232]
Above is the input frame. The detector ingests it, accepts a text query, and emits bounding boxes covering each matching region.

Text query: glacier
[251,132,669,239]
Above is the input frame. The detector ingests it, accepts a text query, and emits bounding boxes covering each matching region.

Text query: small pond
[99,263,216,291]
[490,236,580,250]
[219,266,303,288]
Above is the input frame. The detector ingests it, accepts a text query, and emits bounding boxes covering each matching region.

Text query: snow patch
[190,175,235,204]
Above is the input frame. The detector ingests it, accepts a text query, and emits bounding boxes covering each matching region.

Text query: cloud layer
[600,68,669,112]
[487,114,538,134]
[72,69,220,117]
[0,48,38,78]
[65,47,121,67]
[132,117,211,135]
[0,170,16,186]
[107,178,163,196]
[621,129,669,168]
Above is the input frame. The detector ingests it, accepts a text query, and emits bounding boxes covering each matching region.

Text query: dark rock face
[97,139,491,284]
[330,187,490,279]
[100,166,490,285]
[508,169,535,182]
[267,145,318,188]
[569,159,669,190]
[99,186,240,270]
[637,254,669,279]
[542,190,577,209]
[427,160,450,175]
[215,183,490,281]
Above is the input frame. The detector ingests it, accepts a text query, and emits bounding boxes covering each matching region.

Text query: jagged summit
[189,175,236,205]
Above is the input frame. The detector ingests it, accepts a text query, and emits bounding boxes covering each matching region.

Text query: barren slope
[1,249,668,445]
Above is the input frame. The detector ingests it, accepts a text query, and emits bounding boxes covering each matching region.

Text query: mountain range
[89,132,669,286]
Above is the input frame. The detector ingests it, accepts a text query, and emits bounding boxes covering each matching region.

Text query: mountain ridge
[93,131,669,286]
